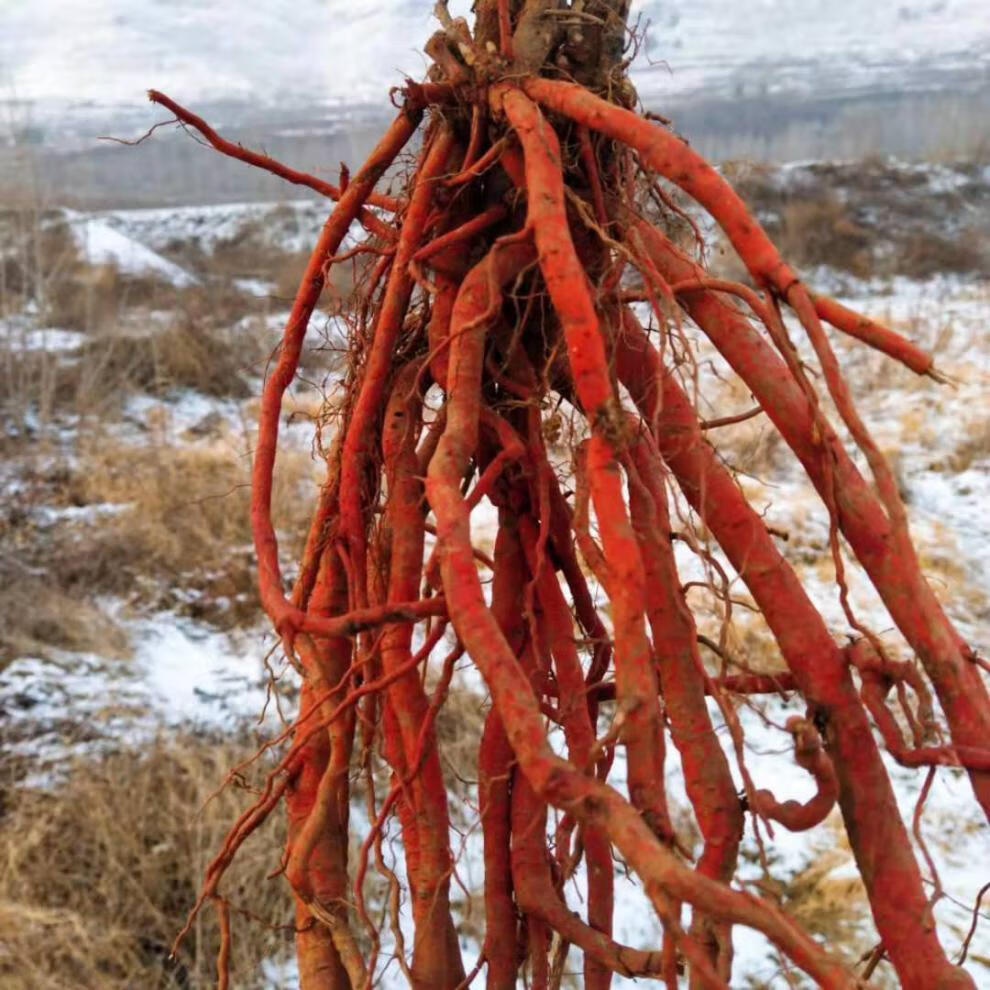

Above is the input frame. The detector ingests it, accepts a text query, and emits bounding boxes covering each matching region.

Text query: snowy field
[3,0,988,114]
[1,160,988,986]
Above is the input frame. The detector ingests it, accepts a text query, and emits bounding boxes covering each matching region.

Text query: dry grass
[1,284,278,465]
[945,416,990,475]
[0,202,333,657]
[0,204,320,447]
[711,177,875,280]
[0,571,128,668]
[65,431,317,622]
[724,157,989,282]
[1,212,81,318]
[0,731,293,990]
[79,316,264,399]
[895,228,987,280]
[157,207,359,309]
[777,193,873,279]
[0,424,319,662]
[0,310,272,429]
[0,465,132,666]
[0,659,494,990]
[0,211,178,332]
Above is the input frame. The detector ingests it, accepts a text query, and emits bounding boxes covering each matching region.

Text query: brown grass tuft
[895,228,988,280]
[0,571,128,669]
[0,731,293,990]
[776,193,873,278]
[63,432,318,623]
[0,424,319,655]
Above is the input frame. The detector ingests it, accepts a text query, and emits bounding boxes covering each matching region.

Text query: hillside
[4,0,989,114]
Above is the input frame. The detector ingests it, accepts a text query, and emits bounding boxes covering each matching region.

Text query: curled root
[751,716,839,832]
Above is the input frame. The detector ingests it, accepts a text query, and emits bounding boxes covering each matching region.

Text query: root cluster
[151,3,989,988]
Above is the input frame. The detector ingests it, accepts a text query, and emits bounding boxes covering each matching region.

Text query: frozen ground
[67,211,200,287]
[99,199,334,257]
[1,174,988,985]
[0,613,275,782]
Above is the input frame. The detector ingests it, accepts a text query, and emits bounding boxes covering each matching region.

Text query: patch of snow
[0,319,85,353]
[67,215,198,287]
[233,276,275,297]
[0,612,279,776]
[133,613,271,725]
[0,0,341,108]
[628,0,990,104]
[101,199,333,257]
[30,501,127,527]
[122,388,244,439]
[0,649,149,781]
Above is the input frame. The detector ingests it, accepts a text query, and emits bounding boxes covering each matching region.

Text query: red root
[155,7,988,988]
[751,716,839,831]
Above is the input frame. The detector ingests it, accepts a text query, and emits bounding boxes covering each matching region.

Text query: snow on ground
[727,276,990,647]
[627,0,990,104]
[121,388,245,440]
[0,315,86,353]
[66,213,199,287]
[0,612,278,780]
[100,199,332,257]
[132,612,280,727]
[644,272,990,982]
[0,0,340,110]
